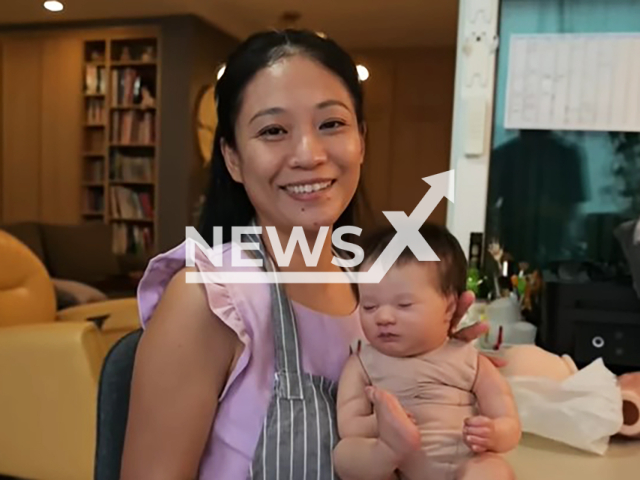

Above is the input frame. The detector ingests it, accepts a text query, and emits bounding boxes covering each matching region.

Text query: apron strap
[243,221,305,399]
[243,220,354,399]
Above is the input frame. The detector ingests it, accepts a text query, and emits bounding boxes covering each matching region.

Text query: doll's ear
[446,295,461,334]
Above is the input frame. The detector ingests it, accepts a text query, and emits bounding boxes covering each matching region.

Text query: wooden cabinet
[352,47,456,229]
[0,26,161,263]
[79,35,160,261]
[0,17,237,263]
[0,35,83,224]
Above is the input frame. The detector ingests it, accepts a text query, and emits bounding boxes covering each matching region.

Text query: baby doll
[333,223,521,480]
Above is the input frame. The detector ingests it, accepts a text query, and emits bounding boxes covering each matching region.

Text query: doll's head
[357,223,468,357]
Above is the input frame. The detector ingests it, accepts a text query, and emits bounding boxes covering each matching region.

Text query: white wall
[446,0,500,255]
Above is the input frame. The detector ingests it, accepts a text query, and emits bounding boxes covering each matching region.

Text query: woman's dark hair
[198,29,369,244]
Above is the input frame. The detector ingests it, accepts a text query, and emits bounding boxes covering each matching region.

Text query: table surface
[506,435,640,480]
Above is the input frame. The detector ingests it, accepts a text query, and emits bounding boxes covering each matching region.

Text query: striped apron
[244,227,340,480]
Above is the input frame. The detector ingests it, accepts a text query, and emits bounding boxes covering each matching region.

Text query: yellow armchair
[0,230,141,480]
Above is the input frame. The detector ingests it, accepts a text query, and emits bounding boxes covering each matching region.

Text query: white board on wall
[504,32,640,132]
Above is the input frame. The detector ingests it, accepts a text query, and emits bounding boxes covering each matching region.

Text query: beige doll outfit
[357,338,480,480]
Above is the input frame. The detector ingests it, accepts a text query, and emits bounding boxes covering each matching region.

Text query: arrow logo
[357,169,455,283]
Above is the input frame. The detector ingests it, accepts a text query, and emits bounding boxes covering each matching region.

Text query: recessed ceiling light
[356,64,370,82]
[43,1,64,12]
[216,64,226,80]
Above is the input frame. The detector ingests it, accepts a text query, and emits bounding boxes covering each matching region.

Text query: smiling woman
[219,55,364,234]
[199,31,368,245]
[119,28,483,480]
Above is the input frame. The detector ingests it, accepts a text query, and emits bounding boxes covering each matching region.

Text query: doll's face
[358,261,457,357]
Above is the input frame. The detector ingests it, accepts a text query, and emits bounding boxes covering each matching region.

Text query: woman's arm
[120,267,243,480]
[336,354,377,439]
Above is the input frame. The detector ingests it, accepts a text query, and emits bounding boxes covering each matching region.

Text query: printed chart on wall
[504,33,640,132]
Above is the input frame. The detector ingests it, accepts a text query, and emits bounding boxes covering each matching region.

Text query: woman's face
[222,54,364,234]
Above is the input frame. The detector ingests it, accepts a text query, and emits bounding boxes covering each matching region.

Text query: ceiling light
[216,64,226,80]
[43,1,64,12]
[356,64,369,82]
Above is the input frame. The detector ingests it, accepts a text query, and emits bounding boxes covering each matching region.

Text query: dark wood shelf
[110,143,155,148]
[111,217,154,224]
[111,60,157,67]
[110,180,154,186]
[82,35,159,260]
[110,105,156,111]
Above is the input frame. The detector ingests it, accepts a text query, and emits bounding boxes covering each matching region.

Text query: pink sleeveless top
[136,241,364,479]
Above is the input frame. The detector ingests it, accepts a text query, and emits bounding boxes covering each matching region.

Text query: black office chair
[94,329,143,480]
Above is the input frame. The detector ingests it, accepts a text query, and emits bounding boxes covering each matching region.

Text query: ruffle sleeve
[135,240,265,401]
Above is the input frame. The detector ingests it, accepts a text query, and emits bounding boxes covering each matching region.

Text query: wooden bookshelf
[81,34,159,262]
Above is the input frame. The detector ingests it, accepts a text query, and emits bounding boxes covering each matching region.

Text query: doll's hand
[366,386,421,463]
[463,416,497,453]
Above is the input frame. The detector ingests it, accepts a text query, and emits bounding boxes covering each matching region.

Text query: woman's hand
[450,291,507,368]
[365,386,421,466]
